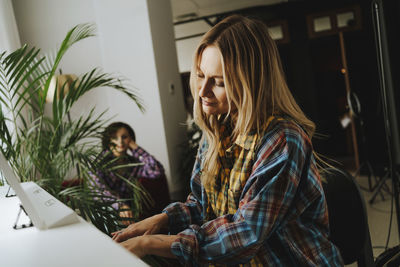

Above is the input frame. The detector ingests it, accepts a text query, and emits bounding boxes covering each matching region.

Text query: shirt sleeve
[88,171,120,210]
[129,146,165,179]
[162,191,203,234]
[162,139,206,233]
[170,126,316,265]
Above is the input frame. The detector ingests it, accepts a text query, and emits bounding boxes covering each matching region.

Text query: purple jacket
[90,146,165,210]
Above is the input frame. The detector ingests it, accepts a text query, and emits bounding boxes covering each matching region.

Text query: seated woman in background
[91,122,169,225]
[111,15,343,266]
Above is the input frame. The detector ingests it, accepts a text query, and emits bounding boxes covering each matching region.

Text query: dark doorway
[310,34,356,168]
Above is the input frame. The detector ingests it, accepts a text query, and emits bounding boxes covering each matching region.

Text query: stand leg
[13,204,33,230]
[393,170,400,241]
[367,161,381,191]
[355,161,381,195]
[5,185,16,197]
[369,172,390,204]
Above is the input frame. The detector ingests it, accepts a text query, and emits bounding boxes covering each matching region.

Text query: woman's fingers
[129,140,138,150]
[112,229,127,241]
[112,214,168,242]
[121,236,146,258]
[111,231,119,236]
[113,231,127,242]
[113,224,140,242]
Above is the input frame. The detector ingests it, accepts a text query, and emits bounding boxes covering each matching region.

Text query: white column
[146,0,188,199]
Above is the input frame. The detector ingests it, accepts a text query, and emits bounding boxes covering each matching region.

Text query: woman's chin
[112,150,127,157]
[202,106,217,115]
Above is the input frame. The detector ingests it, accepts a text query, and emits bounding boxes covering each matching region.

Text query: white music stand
[0,152,79,230]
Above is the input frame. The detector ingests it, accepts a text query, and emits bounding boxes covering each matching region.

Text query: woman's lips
[202,99,216,106]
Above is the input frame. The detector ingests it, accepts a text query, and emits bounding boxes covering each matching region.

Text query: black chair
[375,245,400,267]
[322,167,375,266]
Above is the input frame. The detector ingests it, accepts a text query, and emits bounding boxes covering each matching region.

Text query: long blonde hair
[190,15,315,185]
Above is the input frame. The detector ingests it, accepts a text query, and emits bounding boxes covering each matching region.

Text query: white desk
[0,186,148,267]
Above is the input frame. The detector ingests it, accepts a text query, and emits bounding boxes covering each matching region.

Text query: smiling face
[110,127,132,157]
[197,46,229,116]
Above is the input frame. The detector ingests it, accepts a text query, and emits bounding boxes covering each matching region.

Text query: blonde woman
[112,15,343,266]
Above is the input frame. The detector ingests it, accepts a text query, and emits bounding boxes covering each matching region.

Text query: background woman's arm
[128,140,165,178]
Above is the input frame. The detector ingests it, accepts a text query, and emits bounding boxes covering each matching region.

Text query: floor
[345,173,399,266]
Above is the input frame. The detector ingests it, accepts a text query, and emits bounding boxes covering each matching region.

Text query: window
[306,5,361,38]
[267,20,290,44]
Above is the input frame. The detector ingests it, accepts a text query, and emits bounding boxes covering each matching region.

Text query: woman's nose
[199,79,212,98]
[116,137,122,145]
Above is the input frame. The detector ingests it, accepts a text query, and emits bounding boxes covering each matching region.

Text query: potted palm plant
[0,23,150,235]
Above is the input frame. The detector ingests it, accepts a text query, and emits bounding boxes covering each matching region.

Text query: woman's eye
[197,73,204,78]
[216,81,225,87]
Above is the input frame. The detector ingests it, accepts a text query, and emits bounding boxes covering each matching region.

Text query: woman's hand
[112,213,169,243]
[129,140,138,150]
[121,236,147,258]
[121,234,178,259]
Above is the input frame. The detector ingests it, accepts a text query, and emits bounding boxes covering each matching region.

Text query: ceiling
[170,0,288,21]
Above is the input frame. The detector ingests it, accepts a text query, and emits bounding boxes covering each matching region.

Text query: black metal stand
[5,185,16,197]
[352,114,382,194]
[13,204,33,230]
[372,0,400,241]
[347,92,384,196]
[369,168,396,204]
[355,161,378,191]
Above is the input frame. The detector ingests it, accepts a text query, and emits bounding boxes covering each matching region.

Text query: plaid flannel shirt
[163,117,343,266]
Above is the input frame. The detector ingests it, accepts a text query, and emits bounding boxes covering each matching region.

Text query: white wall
[12,0,187,198]
[174,20,210,72]
[0,0,21,139]
[12,0,108,119]
[171,0,287,19]
[0,0,20,52]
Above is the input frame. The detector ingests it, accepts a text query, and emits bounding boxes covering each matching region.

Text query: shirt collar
[233,132,258,150]
[223,115,278,152]
[219,117,257,150]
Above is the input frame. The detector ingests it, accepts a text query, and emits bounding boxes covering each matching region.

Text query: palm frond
[0,23,147,236]
[40,23,96,111]
[0,45,48,140]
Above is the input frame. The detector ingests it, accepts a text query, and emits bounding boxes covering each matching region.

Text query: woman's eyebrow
[197,66,223,79]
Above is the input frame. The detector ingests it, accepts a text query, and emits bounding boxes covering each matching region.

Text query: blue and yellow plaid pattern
[164,117,343,266]
[205,116,276,220]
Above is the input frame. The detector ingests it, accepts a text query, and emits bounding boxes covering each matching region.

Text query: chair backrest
[322,167,374,266]
[138,174,171,219]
